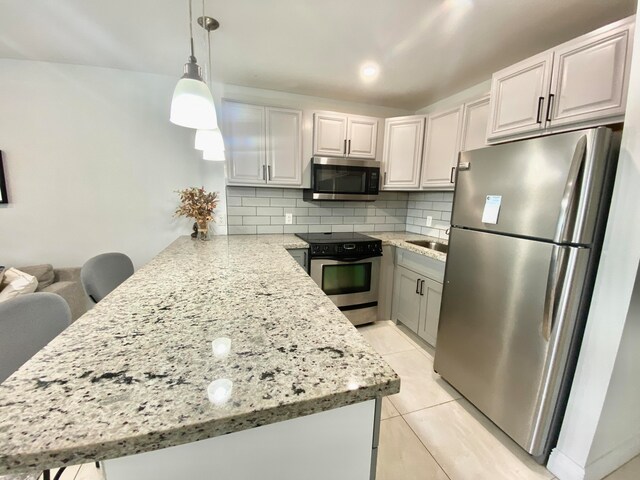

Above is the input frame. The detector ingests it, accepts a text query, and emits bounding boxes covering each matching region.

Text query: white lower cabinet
[391,249,445,347]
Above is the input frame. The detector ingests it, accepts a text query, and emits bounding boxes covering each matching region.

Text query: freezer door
[433,228,590,456]
[453,127,612,244]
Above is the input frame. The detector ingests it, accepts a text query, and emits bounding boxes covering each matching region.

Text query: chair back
[81,252,134,303]
[0,292,71,383]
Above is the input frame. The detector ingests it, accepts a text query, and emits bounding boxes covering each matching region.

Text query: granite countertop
[0,235,400,475]
[366,232,447,262]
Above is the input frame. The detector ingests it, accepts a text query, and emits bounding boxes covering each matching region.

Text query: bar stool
[81,252,134,303]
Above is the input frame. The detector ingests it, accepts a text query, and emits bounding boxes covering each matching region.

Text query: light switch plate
[285,213,293,225]
[426,216,433,227]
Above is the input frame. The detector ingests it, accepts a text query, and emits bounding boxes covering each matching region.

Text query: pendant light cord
[188,0,195,61]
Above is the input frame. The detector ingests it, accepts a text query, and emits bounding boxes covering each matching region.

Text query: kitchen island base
[105,400,378,480]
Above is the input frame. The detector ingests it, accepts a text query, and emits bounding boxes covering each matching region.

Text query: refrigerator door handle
[554,135,587,243]
[542,245,566,341]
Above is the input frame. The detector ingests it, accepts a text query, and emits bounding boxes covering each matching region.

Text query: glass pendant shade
[202,147,225,162]
[170,77,218,130]
[195,127,225,151]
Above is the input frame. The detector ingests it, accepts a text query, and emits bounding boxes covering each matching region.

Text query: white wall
[547,2,640,478]
[0,59,203,268]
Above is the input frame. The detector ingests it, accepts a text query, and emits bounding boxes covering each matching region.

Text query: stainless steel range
[296,232,382,325]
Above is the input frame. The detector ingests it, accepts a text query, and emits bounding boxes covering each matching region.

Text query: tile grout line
[400,409,454,480]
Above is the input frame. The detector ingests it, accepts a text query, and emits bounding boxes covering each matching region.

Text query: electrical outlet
[285,213,293,225]
[217,214,226,226]
[426,216,433,227]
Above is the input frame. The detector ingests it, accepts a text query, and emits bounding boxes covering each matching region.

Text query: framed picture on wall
[0,151,8,204]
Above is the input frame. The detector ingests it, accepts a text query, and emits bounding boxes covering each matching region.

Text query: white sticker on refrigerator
[482,195,501,224]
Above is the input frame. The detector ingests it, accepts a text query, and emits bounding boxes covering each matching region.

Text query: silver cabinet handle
[554,135,587,243]
[420,280,425,296]
[415,278,421,294]
[267,165,272,181]
[262,165,267,181]
[348,139,351,155]
[343,139,347,155]
[384,172,388,186]
[450,166,456,183]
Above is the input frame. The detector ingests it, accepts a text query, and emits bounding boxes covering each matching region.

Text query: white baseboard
[547,450,586,480]
[584,432,640,480]
[547,432,640,480]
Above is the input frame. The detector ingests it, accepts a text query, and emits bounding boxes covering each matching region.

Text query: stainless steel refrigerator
[433,127,620,463]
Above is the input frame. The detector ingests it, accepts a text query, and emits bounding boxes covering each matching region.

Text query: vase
[196,219,210,241]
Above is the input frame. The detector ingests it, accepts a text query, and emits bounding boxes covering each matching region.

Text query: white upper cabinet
[346,116,378,158]
[224,100,302,187]
[487,51,554,141]
[313,113,348,156]
[224,101,266,185]
[266,107,302,186]
[421,106,463,189]
[381,116,425,189]
[313,111,379,158]
[487,16,634,142]
[460,95,491,152]
[548,18,634,128]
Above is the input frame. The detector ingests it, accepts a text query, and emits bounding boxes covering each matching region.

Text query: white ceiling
[0,0,636,109]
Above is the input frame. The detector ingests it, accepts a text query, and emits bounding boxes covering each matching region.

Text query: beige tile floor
[358,320,640,480]
[29,320,639,480]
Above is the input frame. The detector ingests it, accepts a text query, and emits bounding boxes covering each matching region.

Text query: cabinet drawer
[396,248,445,283]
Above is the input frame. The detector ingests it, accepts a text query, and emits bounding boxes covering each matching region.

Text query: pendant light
[196,9,225,161]
[170,0,218,130]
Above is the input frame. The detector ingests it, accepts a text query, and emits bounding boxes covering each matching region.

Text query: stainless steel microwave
[304,157,380,201]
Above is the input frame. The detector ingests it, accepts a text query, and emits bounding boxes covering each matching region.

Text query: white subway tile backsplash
[270,198,297,207]
[228,225,257,234]
[226,187,453,236]
[243,217,271,225]
[332,225,354,233]
[284,225,309,234]
[256,207,284,216]
[242,197,271,207]
[257,225,284,234]
[228,206,257,216]
[227,187,256,197]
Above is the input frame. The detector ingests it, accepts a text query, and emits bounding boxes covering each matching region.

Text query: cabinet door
[391,266,422,333]
[382,116,425,190]
[266,107,302,186]
[421,106,463,189]
[487,51,554,140]
[347,116,378,158]
[417,278,443,347]
[460,95,490,152]
[224,101,266,185]
[313,113,347,156]
[548,19,634,128]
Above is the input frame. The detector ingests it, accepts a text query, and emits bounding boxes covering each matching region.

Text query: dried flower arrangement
[175,187,219,239]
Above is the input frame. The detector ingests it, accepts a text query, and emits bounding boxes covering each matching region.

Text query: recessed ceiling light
[362,65,378,77]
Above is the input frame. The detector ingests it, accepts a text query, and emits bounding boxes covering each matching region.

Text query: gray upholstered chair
[0,293,70,480]
[81,252,134,304]
[0,292,70,383]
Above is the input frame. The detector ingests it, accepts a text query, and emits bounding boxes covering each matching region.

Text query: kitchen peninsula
[0,235,400,480]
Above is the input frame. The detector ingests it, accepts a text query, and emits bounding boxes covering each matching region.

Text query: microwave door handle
[554,135,587,243]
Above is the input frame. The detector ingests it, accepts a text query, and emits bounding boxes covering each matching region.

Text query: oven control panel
[309,241,382,258]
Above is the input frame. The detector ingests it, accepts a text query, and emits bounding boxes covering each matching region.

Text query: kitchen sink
[406,240,449,254]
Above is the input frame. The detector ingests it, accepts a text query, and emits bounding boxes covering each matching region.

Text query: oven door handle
[313,254,382,263]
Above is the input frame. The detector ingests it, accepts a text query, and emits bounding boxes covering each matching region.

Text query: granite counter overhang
[0,235,401,475]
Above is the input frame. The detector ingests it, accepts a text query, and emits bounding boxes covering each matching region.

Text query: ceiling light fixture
[360,63,380,82]
[170,0,218,130]
[196,9,225,162]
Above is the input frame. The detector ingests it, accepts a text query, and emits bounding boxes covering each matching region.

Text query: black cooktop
[295,232,375,244]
